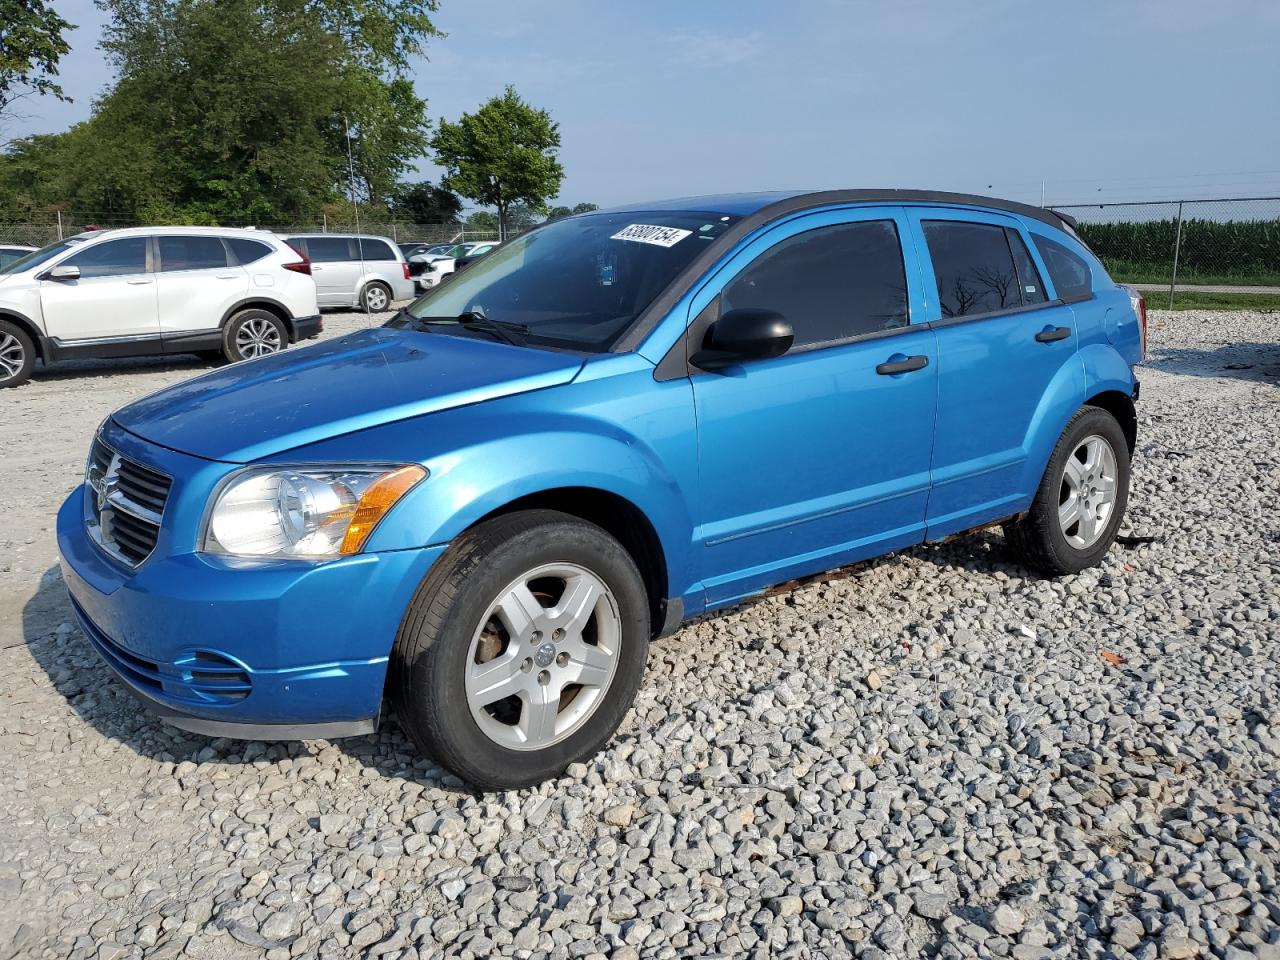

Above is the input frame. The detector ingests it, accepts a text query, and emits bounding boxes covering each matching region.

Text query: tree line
[0,0,594,235]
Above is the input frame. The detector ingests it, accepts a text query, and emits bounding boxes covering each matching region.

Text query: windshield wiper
[407,310,529,346]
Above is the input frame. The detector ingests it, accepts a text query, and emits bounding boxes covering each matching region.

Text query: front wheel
[0,320,35,388]
[391,510,650,790]
[1004,406,1131,576]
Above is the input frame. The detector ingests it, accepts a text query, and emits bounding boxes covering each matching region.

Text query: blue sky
[9,0,1280,208]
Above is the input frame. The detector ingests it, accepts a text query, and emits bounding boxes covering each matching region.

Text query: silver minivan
[282,234,415,312]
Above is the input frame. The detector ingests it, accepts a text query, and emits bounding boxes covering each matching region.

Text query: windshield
[0,239,82,274]
[406,211,738,351]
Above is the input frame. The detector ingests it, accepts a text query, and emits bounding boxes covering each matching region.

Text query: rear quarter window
[357,239,397,261]
[1032,234,1093,302]
[228,238,273,265]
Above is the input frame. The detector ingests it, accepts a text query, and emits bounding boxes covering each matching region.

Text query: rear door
[155,234,249,345]
[689,207,939,605]
[39,236,159,343]
[906,209,1084,539]
[296,236,359,305]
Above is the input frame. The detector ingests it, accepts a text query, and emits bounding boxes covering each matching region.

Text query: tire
[361,281,392,313]
[1004,406,1131,576]
[222,309,286,363]
[391,509,651,790]
[0,320,35,388]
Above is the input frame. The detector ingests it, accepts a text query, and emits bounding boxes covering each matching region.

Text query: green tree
[464,210,498,235]
[547,201,598,220]
[432,85,564,240]
[392,180,462,223]
[571,202,598,215]
[0,0,74,139]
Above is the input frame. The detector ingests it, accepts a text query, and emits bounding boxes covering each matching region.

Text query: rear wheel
[391,510,650,789]
[223,309,286,363]
[0,320,35,388]
[1005,407,1130,575]
[361,281,391,313]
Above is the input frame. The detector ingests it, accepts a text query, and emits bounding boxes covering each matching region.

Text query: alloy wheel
[0,333,24,381]
[235,317,283,359]
[464,562,621,751]
[1058,434,1118,549]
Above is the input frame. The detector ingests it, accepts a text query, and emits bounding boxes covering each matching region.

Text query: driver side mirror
[45,264,81,281]
[690,308,793,370]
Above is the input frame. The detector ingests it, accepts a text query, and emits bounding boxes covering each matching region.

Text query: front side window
[405,211,739,351]
[722,220,909,348]
[61,237,148,279]
[1033,234,1093,302]
[924,221,1032,318]
[158,235,229,272]
[298,237,353,262]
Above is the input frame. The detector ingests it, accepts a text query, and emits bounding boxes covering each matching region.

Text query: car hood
[112,327,586,463]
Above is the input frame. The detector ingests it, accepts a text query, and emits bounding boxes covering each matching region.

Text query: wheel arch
[1084,389,1137,454]
[220,298,294,338]
[0,309,46,360]
[471,487,671,638]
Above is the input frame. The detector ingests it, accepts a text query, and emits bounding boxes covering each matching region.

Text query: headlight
[203,464,426,559]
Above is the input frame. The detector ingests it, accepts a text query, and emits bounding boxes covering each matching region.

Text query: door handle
[215,274,238,280]
[876,354,929,376]
[126,278,153,285]
[1035,326,1072,343]
[312,266,324,272]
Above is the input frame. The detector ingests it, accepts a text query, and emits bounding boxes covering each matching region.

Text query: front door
[39,236,159,344]
[689,209,939,606]
[905,210,1085,539]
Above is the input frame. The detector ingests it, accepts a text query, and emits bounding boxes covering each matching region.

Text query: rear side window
[1032,234,1093,302]
[924,221,1029,318]
[357,238,397,261]
[157,235,229,272]
[227,238,273,265]
[302,237,354,262]
[722,220,909,348]
[62,237,149,278]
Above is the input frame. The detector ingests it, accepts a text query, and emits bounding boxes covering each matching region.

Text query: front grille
[87,436,172,567]
[72,598,253,705]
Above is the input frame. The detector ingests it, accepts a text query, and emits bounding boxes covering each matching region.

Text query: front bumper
[57,480,445,739]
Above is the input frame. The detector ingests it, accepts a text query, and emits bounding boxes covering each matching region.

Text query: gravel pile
[1,309,1278,960]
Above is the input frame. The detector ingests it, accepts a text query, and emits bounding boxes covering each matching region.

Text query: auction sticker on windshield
[611,224,693,247]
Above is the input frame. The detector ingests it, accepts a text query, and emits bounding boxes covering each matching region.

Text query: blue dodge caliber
[58,191,1146,788]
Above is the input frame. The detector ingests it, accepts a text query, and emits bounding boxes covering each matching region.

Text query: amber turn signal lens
[339,465,427,555]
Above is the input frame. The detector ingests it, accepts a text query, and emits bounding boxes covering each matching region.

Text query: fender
[272,356,702,610]
[0,308,47,360]
[366,426,694,594]
[1078,341,1138,401]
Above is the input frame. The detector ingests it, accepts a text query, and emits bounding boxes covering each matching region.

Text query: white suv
[0,227,320,388]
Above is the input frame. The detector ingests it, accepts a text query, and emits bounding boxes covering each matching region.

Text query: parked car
[0,227,320,388]
[282,233,414,311]
[58,190,1145,789]
[399,242,453,260]
[0,244,35,269]
[452,241,502,273]
[413,241,499,291]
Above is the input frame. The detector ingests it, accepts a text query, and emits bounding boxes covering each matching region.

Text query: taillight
[1124,285,1148,358]
[402,262,411,281]
[284,243,311,275]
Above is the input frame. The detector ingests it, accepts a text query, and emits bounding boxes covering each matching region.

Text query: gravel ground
[1,309,1278,960]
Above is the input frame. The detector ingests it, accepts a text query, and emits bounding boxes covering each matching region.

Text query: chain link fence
[0,214,500,249]
[1050,197,1280,298]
